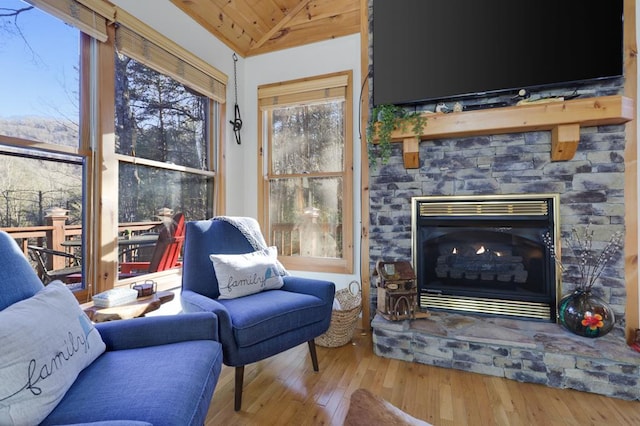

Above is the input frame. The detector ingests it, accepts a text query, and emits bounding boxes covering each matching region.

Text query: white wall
[109,2,363,290]
[244,34,363,289]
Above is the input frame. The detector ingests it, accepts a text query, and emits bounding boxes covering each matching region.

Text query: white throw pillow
[210,247,284,299]
[0,281,106,426]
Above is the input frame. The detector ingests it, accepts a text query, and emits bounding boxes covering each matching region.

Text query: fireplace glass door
[412,195,560,321]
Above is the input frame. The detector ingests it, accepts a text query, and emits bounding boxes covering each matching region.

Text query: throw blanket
[212,216,289,276]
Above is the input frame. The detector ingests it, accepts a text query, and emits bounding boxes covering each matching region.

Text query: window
[112,14,221,281]
[115,56,216,224]
[258,72,353,273]
[0,0,226,294]
[0,1,89,297]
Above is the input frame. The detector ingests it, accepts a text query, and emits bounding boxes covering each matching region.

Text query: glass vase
[557,290,616,338]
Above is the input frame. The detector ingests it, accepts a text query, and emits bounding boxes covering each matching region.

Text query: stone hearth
[373,312,640,400]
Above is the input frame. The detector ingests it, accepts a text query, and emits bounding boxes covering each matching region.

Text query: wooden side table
[82,291,175,322]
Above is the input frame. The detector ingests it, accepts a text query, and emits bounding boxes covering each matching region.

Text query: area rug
[343,388,433,426]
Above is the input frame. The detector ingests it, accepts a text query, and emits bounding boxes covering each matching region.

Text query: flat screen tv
[372,0,624,107]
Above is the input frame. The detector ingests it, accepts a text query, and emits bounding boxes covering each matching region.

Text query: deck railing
[1,209,161,272]
[3,217,342,278]
[271,222,342,257]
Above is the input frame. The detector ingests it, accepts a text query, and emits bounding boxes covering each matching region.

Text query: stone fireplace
[412,194,560,321]
[366,0,639,402]
[367,96,640,400]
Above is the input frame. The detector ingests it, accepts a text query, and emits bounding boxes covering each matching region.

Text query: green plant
[366,104,426,168]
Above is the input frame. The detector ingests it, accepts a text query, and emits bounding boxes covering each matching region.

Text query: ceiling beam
[250,0,312,51]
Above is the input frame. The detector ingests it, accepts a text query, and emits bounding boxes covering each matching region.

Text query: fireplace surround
[367,105,638,399]
[412,194,560,321]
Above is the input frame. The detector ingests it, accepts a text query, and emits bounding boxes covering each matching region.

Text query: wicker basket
[315,281,362,348]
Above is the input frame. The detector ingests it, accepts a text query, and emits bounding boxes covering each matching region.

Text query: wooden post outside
[45,207,69,270]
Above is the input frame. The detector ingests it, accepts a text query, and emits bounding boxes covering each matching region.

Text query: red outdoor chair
[120,212,185,277]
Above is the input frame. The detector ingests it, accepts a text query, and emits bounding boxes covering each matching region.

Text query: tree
[115,54,211,222]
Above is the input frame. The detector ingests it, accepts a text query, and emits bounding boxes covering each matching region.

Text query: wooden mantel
[378,95,634,168]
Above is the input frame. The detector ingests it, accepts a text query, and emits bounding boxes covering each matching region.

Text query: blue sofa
[0,230,222,425]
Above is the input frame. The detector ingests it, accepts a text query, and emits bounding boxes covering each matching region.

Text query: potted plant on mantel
[366,104,426,168]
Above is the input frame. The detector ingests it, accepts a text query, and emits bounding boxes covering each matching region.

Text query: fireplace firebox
[411,194,561,321]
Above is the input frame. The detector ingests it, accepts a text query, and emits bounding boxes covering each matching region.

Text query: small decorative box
[92,288,139,308]
[373,260,420,321]
[131,280,157,297]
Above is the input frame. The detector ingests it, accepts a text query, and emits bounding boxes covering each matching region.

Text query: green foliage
[366,104,426,168]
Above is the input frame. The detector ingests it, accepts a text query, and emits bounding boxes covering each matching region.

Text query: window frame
[258,71,354,274]
[97,17,224,291]
[0,0,226,296]
[0,14,92,301]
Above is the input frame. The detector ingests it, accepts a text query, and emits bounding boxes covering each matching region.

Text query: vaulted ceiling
[170,0,361,57]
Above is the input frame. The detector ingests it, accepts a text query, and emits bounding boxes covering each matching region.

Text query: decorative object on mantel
[366,104,426,168]
[543,223,623,338]
[516,96,565,106]
[373,260,427,321]
[434,102,450,113]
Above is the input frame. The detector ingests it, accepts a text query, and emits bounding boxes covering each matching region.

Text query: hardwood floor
[204,329,640,425]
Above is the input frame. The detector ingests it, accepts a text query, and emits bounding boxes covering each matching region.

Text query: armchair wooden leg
[308,340,319,372]
[234,365,244,411]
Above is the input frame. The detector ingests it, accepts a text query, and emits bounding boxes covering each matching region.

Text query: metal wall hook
[229,52,243,144]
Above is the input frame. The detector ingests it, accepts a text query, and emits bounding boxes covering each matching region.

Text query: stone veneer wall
[367,122,640,399]
[368,122,628,315]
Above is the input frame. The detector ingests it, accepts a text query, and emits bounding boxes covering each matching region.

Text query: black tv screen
[372,0,624,106]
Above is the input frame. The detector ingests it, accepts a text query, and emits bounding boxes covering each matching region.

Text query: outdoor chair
[27,245,82,284]
[181,217,335,411]
[119,212,185,277]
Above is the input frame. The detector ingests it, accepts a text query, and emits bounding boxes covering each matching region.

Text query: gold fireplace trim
[421,294,552,320]
[418,199,549,217]
[411,193,562,322]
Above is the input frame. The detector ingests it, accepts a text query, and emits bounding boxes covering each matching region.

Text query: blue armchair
[0,230,222,425]
[181,218,335,411]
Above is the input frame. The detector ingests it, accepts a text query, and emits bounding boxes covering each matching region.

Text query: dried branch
[0,6,37,59]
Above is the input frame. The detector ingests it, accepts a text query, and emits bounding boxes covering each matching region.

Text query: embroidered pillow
[210,247,284,299]
[0,281,106,425]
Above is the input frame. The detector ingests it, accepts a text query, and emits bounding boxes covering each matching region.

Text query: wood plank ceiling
[170,0,361,57]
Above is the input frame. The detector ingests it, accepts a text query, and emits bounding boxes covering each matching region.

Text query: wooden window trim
[3,2,225,296]
[113,8,226,103]
[258,71,354,274]
[26,0,108,41]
